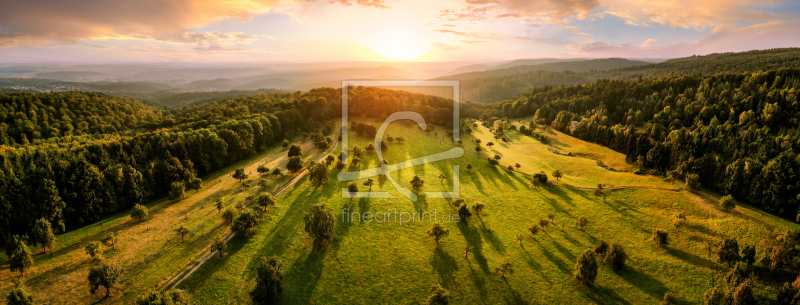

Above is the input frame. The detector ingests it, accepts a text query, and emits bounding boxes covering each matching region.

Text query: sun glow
[363,26,434,61]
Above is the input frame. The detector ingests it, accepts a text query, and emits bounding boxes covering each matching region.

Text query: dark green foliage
[410,175,424,192]
[603,242,628,270]
[552,169,562,180]
[85,241,102,258]
[423,284,449,305]
[457,203,472,223]
[135,289,191,305]
[303,204,335,246]
[724,263,751,291]
[102,232,118,250]
[741,245,756,268]
[257,165,269,174]
[168,181,185,201]
[222,207,237,224]
[6,279,34,305]
[232,209,259,237]
[720,195,736,211]
[250,256,284,305]
[287,144,303,157]
[776,283,796,305]
[212,236,226,258]
[31,218,55,253]
[175,226,189,242]
[653,229,668,247]
[533,171,548,183]
[731,281,756,305]
[575,216,588,230]
[88,260,122,297]
[574,249,598,286]
[286,156,303,172]
[662,292,677,305]
[9,239,33,275]
[233,168,248,182]
[593,239,609,256]
[254,193,276,211]
[686,173,701,192]
[428,223,449,245]
[130,204,148,222]
[717,238,740,267]
[703,286,725,305]
[308,161,329,186]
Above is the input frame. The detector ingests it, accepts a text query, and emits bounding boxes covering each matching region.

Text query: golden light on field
[363,26,434,60]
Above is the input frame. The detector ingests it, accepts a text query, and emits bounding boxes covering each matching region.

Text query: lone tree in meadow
[552,169,562,181]
[309,161,329,186]
[88,260,122,298]
[287,144,303,157]
[303,204,335,247]
[131,204,148,222]
[428,223,449,245]
[619,207,628,218]
[232,209,260,237]
[254,193,276,212]
[466,163,472,172]
[574,249,598,286]
[175,226,189,242]
[282,139,289,148]
[575,216,588,230]
[533,171,548,184]
[271,167,282,177]
[594,187,603,200]
[6,278,34,305]
[652,229,669,248]
[594,239,609,256]
[604,242,628,270]
[531,177,541,189]
[495,261,514,278]
[31,218,56,253]
[539,218,550,229]
[410,175,425,192]
[347,182,358,203]
[528,224,541,240]
[717,238,740,267]
[438,173,446,188]
[363,178,374,192]
[514,233,524,246]
[286,156,303,173]
[250,255,284,305]
[451,198,465,208]
[211,236,227,258]
[233,167,249,182]
[187,177,202,193]
[741,245,756,268]
[472,202,485,218]
[9,239,33,276]
[423,284,450,305]
[720,195,736,211]
[547,213,555,224]
[515,163,521,170]
[102,233,118,251]
[222,207,237,224]
[257,165,269,175]
[169,181,185,201]
[457,203,472,224]
[85,241,102,259]
[487,142,494,148]
[475,146,482,153]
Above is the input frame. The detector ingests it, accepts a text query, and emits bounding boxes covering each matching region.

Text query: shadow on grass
[282,243,330,304]
[457,224,490,274]
[533,239,571,274]
[430,247,459,289]
[585,285,634,305]
[667,247,720,271]
[617,266,668,301]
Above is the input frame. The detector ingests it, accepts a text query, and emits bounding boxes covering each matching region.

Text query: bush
[423,284,449,305]
[135,289,192,305]
[686,173,701,191]
[222,207,237,224]
[652,229,668,247]
[575,216,588,230]
[131,204,148,221]
[574,249,598,286]
[720,195,736,211]
[661,292,677,305]
[232,209,260,237]
[250,256,284,305]
[533,171,548,183]
[593,239,609,256]
[286,156,303,172]
[603,242,627,270]
[303,204,335,246]
[287,144,303,157]
[716,238,740,267]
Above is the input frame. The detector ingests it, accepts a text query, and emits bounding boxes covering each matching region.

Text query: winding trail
[159,132,340,292]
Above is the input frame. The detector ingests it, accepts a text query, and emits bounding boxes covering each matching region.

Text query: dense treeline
[482,68,800,216]
[0,92,164,145]
[456,48,800,103]
[0,86,456,245]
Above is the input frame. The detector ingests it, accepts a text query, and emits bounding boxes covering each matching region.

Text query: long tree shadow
[282,243,330,304]
[480,226,506,255]
[667,247,721,271]
[548,238,576,262]
[533,240,571,274]
[457,224,490,273]
[585,285,634,305]
[617,266,669,300]
[500,278,527,305]
[466,262,488,300]
[430,247,459,289]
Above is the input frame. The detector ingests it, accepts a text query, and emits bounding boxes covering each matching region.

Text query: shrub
[686,173,701,191]
[661,292,677,305]
[575,216,588,230]
[720,195,736,211]
[286,156,303,172]
[652,229,668,247]
[423,284,449,305]
[131,204,149,221]
[232,209,260,237]
[593,239,609,256]
[428,223,449,245]
[250,256,284,305]
[303,204,335,246]
[533,171,548,183]
[222,207,237,224]
[88,260,122,298]
[574,249,598,286]
[135,289,192,305]
[287,144,303,157]
[604,242,627,270]
[716,238,740,267]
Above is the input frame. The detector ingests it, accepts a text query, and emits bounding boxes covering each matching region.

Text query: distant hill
[182,78,237,91]
[446,64,494,75]
[35,71,108,81]
[492,58,587,70]
[441,58,651,81]
[453,48,800,103]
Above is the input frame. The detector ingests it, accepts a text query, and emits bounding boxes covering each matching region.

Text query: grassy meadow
[177,119,799,304]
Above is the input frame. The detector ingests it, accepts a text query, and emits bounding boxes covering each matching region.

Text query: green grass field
[176,119,799,304]
[0,137,332,304]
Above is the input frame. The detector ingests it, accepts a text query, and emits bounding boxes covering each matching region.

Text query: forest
[0,86,456,246]
[480,67,800,217]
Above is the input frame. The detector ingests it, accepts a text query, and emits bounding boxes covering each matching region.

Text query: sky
[0,0,799,63]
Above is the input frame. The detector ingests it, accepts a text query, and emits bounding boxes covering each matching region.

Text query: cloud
[328,0,389,9]
[438,6,495,21]
[602,0,790,30]
[640,38,656,47]
[433,29,482,37]
[0,0,385,47]
[431,42,459,51]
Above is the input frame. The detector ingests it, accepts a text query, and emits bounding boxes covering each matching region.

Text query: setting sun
[363,26,434,60]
